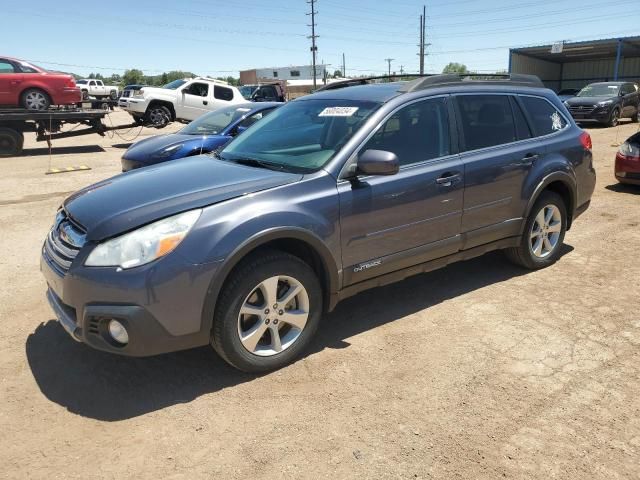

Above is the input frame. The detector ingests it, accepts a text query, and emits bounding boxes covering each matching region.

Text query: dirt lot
[1,110,639,479]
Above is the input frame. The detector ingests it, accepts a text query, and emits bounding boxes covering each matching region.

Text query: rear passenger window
[215,86,234,101]
[455,95,517,151]
[510,97,532,140]
[519,96,567,137]
[363,97,450,166]
[0,61,15,74]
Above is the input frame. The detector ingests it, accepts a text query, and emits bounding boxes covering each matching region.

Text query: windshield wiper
[230,157,287,172]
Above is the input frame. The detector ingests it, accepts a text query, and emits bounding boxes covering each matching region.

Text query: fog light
[108,319,129,345]
[616,171,627,177]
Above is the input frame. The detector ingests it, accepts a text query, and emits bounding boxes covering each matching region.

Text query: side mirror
[355,149,399,176]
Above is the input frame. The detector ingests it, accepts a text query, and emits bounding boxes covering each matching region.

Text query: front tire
[505,191,567,270]
[632,109,639,123]
[608,107,621,127]
[211,250,323,373]
[145,105,171,127]
[21,89,51,111]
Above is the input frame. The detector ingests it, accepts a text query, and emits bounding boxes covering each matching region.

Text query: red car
[615,132,640,185]
[0,57,81,110]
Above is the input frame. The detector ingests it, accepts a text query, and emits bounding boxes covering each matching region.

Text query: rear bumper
[52,87,82,105]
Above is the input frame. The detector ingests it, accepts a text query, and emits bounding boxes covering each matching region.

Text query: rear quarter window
[214,86,234,101]
[519,96,567,137]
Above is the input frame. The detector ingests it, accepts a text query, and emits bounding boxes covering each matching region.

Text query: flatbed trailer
[0,108,144,157]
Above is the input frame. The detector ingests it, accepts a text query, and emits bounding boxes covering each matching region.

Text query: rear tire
[632,110,639,123]
[505,191,567,270]
[0,128,23,156]
[21,89,51,111]
[211,249,322,373]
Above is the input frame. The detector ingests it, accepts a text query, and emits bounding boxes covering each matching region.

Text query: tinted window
[238,109,274,129]
[456,95,517,151]
[363,97,450,166]
[214,86,234,101]
[184,82,209,97]
[519,96,567,137]
[0,61,15,74]
[511,97,532,140]
[621,84,635,95]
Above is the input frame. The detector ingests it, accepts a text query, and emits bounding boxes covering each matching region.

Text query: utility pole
[342,52,346,78]
[400,65,404,75]
[307,0,319,89]
[419,13,424,75]
[422,4,427,73]
[384,58,394,77]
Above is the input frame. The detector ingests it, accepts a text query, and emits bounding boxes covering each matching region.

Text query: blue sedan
[121,102,281,171]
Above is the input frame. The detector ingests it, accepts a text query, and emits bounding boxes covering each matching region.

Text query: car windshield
[163,79,187,90]
[180,105,255,135]
[76,80,87,84]
[577,84,620,97]
[239,85,257,100]
[220,99,381,173]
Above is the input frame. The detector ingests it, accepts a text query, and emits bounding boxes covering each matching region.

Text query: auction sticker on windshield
[319,107,359,117]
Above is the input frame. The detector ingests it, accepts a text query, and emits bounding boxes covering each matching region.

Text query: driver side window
[363,97,451,167]
[184,82,209,97]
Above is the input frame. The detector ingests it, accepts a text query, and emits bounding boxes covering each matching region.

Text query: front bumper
[122,98,148,114]
[615,154,640,185]
[40,244,219,356]
[569,106,613,123]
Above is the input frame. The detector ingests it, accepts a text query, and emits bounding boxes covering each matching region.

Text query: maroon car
[615,132,640,185]
[0,57,81,110]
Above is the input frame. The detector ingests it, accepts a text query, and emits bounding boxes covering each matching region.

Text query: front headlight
[152,144,183,159]
[85,209,202,269]
[133,90,145,98]
[597,100,613,106]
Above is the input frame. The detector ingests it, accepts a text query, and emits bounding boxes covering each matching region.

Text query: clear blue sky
[2,0,639,77]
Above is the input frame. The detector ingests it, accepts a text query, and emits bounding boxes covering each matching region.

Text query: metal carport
[509,36,640,91]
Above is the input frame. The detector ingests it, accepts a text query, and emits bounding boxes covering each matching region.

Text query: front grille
[568,105,595,115]
[44,211,86,274]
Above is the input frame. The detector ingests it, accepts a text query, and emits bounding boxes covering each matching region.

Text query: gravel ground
[1,110,639,480]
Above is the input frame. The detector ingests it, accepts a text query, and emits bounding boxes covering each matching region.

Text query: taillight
[579,131,592,150]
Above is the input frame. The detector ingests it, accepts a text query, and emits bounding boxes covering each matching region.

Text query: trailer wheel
[0,128,24,157]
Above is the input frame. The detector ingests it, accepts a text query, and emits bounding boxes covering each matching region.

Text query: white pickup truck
[76,79,120,100]
[120,77,246,126]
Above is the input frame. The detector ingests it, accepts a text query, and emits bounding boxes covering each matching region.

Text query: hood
[140,86,174,97]
[123,133,230,163]
[565,96,617,106]
[63,156,302,241]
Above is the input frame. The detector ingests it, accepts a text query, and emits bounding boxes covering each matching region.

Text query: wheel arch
[523,172,576,233]
[19,85,53,102]
[146,100,176,120]
[200,227,340,334]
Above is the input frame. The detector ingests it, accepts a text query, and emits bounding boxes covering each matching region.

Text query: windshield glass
[239,85,257,100]
[577,84,620,97]
[163,79,187,90]
[181,105,254,135]
[220,99,381,173]
[76,80,87,84]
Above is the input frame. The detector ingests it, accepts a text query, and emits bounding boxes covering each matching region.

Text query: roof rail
[196,76,230,85]
[399,73,545,92]
[314,74,432,92]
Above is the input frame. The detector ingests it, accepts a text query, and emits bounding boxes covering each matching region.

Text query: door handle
[520,153,539,166]
[203,100,208,105]
[436,172,461,187]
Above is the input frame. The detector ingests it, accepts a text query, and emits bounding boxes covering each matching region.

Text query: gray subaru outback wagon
[41,74,596,372]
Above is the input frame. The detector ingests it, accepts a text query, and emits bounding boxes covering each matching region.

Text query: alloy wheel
[529,204,562,258]
[237,275,309,357]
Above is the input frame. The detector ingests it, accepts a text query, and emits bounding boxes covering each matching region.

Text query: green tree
[442,62,469,74]
[122,68,144,86]
[161,72,169,85]
[333,69,342,78]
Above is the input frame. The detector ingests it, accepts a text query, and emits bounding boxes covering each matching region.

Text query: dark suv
[564,81,639,127]
[41,74,596,372]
